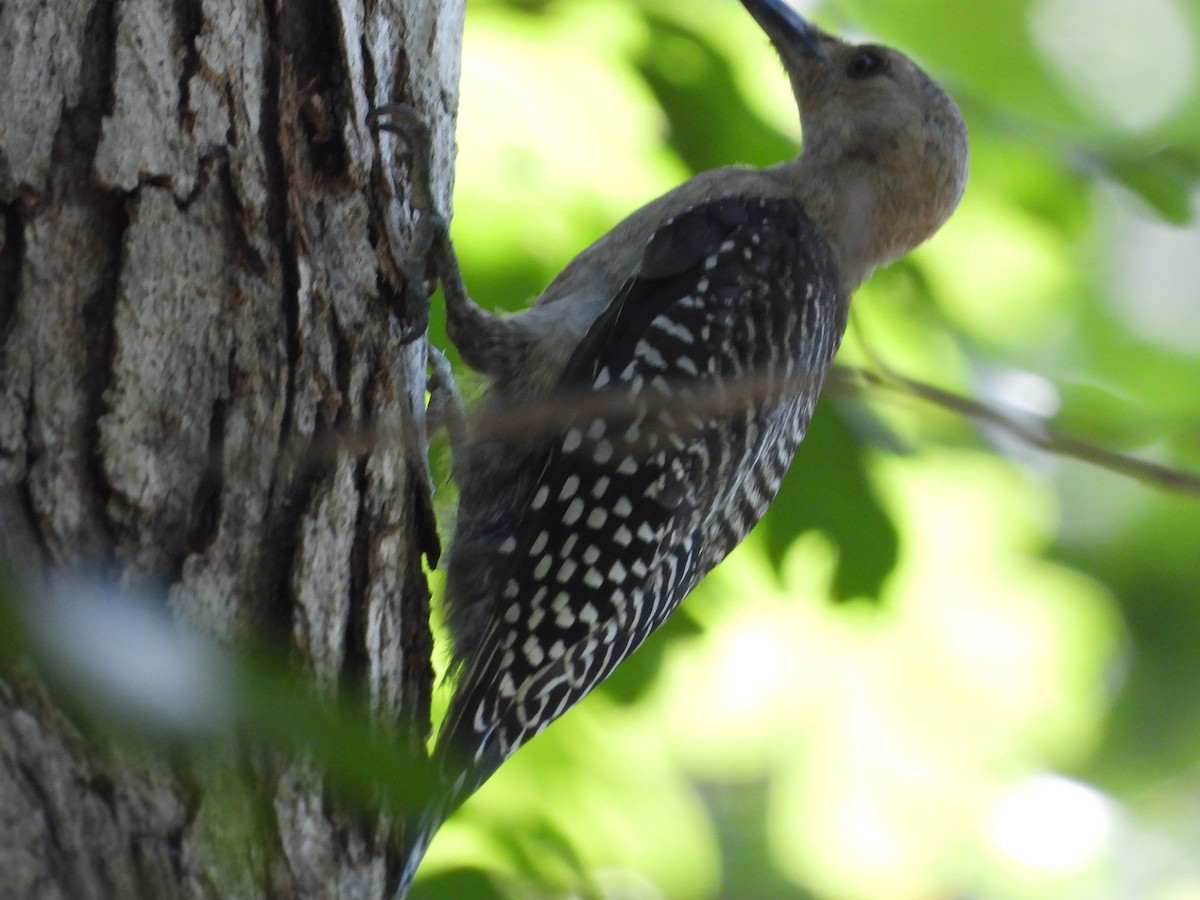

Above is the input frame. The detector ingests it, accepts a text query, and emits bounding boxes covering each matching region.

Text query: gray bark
[0,0,463,895]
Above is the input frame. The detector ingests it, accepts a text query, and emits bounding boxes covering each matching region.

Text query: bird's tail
[392,802,448,900]
[392,711,502,895]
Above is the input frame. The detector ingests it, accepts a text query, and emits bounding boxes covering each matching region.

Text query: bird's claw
[396,302,431,346]
[368,103,432,157]
[370,102,443,343]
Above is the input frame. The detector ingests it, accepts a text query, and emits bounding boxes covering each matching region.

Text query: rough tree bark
[0,0,463,895]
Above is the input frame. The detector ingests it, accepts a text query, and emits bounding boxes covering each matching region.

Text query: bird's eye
[846,48,887,80]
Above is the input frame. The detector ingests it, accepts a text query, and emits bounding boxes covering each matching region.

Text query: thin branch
[829,364,1200,497]
[285,344,1200,499]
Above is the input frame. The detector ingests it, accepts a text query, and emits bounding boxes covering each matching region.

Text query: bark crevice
[281,0,352,180]
[173,0,204,129]
[0,204,22,341]
[79,191,126,567]
[186,394,228,563]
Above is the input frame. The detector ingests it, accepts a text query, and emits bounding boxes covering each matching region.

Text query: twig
[829,365,1200,497]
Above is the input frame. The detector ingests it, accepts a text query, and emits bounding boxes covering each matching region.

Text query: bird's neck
[779,155,873,292]
[776,152,927,293]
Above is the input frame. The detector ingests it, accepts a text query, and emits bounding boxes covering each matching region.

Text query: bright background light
[990,775,1116,871]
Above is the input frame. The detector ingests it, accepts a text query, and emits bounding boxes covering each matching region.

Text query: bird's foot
[369,103,447,344]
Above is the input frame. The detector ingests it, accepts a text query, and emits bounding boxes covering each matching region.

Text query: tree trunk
[0,0,463,895]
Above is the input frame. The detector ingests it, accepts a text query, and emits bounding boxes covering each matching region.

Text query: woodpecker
[375,0,968,893]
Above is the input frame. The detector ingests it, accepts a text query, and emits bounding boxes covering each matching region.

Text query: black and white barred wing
[437,196,845,792]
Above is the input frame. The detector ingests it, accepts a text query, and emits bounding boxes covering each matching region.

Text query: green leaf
[1101,146,1200,225]
[762,402,900,601]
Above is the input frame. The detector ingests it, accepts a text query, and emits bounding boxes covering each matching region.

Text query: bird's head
[741,0,969,287]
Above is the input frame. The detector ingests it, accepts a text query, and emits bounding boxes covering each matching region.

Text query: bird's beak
[739,0,824,60]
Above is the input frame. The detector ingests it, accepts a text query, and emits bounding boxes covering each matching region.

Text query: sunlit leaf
[763,403,900,601]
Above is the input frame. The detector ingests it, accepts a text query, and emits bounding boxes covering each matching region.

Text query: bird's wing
[435,195,846,798]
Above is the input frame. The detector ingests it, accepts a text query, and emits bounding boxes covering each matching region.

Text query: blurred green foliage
[420,0,1200,896]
